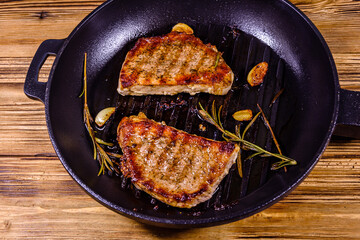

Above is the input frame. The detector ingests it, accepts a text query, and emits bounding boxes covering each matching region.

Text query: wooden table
[1,0,359,239]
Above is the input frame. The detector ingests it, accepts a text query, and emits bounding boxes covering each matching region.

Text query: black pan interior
[46,0,338,227]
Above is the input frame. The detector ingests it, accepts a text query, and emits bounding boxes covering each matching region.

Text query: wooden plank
[0,0,103,58]
[0,81,53,155]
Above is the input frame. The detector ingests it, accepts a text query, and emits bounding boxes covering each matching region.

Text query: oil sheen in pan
[93,24,296,215]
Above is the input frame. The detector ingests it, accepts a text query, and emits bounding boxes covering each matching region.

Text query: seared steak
[117,113,240,208]
[118,23,234,96]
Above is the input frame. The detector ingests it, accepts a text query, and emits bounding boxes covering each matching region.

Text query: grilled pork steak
[118,23,234,96]
[117,113,240,208]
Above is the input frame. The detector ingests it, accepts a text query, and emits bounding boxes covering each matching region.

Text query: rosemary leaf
[212,101,218,124]
[236,147,242,178]
[242,111,261,140]
[106,152,123,159]
[245,152,262,161]
[198,109,218,126]
[78,52,87,98]
[214,53,220,68]
[95,137,114,147]
[97,158,105,176]
[79,88,85,98]
[222,133,233,142]
[270,88,284,107]
[89,131,97,159]
[271,159,297,170]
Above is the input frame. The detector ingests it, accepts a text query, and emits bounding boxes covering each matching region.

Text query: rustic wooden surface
[1,0,360,239]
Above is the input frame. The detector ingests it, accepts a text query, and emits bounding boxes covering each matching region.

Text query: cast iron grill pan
[26,0,358,228]
[94,24,294,216]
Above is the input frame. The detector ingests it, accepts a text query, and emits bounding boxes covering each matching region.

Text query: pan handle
[24,39,65,103]
[334,89,360,138]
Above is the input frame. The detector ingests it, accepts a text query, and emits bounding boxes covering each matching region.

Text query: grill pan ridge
[98,24,292,216]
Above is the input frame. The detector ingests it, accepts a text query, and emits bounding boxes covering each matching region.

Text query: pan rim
[43,0,340,227]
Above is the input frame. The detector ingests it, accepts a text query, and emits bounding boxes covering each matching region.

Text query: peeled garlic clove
[95,107,115,127]
[171,23,194,34]
[232,109,253,122]
[247,62,268,87]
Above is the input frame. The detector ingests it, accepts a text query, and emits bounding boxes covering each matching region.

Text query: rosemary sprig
[198,102,296,174]
[81,53,121,176]
[242,111,260,140]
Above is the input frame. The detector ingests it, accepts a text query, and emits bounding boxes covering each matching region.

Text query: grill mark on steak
[161,45,183,82]
[140,44,166,85]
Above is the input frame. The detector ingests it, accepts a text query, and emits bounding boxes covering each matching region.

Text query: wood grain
[0,0,359,239]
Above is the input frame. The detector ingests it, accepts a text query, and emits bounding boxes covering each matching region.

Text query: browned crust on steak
[117,113,240,208]
[118,27,234,96]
